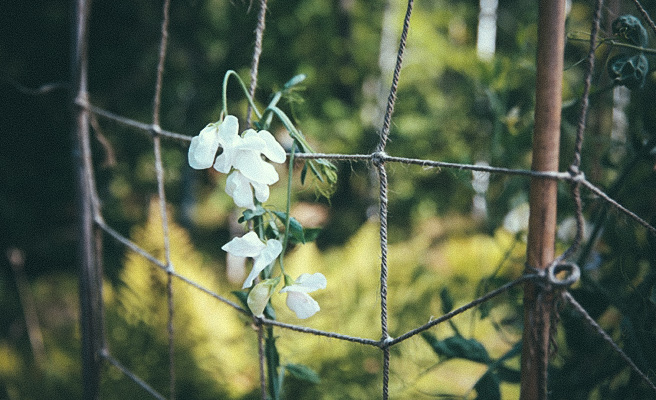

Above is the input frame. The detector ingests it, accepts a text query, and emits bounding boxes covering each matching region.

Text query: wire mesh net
[71,0,656,398]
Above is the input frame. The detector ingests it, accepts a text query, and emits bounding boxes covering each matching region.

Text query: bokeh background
[1,0,656,398]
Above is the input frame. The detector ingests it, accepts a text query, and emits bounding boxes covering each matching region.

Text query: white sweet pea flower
[188,114,286,178]
[221,231,283,289]
[280,273,327,319]
[214,125,286,185]
[225,170,271,210]
[188,121,222,169]
[247,277,281,318]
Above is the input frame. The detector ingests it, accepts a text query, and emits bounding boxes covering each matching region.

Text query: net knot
[525,260,580,289]
[568,165,585,183]
[372,151,387,166]
[150,124,163,137]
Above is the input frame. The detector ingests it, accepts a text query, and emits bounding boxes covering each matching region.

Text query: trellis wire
[70,0,656,398]
[150,0,176,398]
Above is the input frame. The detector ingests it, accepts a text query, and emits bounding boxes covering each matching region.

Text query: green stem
[259,92,283,130]
[278,143,297,275]
[602,39,656,54]
[266,325,280,400]
[221,70,263,120]
[264,105,316,154]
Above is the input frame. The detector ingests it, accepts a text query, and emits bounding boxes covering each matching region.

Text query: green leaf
[272,211,306,244]
[303,228,322,242]
[285,363,321,384]
[238,205,267,223]
[496,366,520,383]
[300,162,309,185]
[474,371,501,400]
[266,220,280,239]
[421,332,491,364]
[649,284,656,305]
[440,287,454,314]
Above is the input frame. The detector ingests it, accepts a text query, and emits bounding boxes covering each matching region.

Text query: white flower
[188,115,287,208]
[188,114,286,181]
[188,121,222,169]
[247,277,280,318]
[225,170,271,210]
[221,231,283,289]
[214,122,286,185]
[280,273,327,319]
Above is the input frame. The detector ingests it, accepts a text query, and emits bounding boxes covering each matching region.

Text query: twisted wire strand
[246,0,268,128]
[375,1,414,397]
[632,0,656,35]
[95,218,247,314]
[562,291,656,392]
[151,1,175,396]
[377,0,414,153]
[102,351,167,400]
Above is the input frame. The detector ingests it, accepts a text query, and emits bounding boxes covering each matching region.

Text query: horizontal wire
[77,99,193,142]
[580,178,656,236]
[259,318,381,347]
[76,99,656,238]
[95,218,248,314]
[387,274,533,346]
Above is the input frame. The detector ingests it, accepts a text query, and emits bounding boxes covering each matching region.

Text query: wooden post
[73,0,102,398]
[519,0,566,398]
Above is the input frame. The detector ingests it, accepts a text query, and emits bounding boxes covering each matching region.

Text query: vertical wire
[377,0,414,153]
[376,162,391,400]
[561,0,604,263]
[247,0,268,128]
[631,0,656,36]
[247,1,270,397]
[376,1,414,398]
[152,0,175,398]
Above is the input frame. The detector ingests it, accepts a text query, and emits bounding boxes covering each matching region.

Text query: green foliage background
[1,0,655,398]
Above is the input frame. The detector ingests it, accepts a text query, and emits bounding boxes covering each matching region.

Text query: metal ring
[547,261,581,287]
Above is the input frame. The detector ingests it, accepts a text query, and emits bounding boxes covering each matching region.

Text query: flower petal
[247,277,280,317]
[251,180,270,203]
[221,231,265,258]
[233,152,280,185]
[242,265,262,289]
[252,239,282,274]
[245,129,287,164]
[213,116,240,173]
[216,115,239,144]
[225,171,256,209]
[285,291,320,319]
[213,147,236,174]
[280,273,327,293]
[188,124,220,169]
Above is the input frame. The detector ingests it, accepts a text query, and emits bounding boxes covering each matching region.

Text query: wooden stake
[520,0,566,398]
